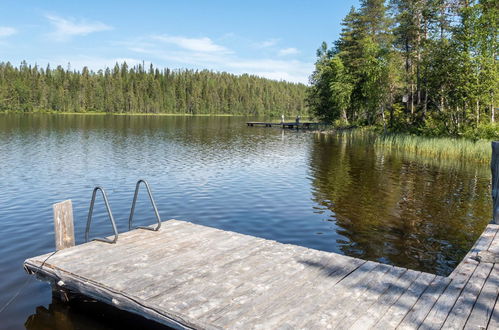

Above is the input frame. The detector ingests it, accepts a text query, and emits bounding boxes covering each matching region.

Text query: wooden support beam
[492,142,499,224]
[53,200,75,250]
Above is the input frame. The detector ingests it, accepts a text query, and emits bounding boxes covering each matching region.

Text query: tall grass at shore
[375,133,491,163]
[316,127,492,163]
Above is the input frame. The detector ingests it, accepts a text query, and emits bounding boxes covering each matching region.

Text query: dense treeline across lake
[308,0,498,139]
[0,61,307,116]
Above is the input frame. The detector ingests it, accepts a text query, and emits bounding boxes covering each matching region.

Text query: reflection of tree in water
[309,133,491,275]
[25,297,171,330]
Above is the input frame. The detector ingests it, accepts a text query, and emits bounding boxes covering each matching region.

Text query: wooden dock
[24,219,499,329]
[246,121,320,129]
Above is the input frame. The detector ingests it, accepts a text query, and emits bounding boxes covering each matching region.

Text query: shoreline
[314,127,492,163]
[0,110,246,117]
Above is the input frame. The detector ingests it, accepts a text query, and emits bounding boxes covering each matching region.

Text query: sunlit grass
[317,127,493,163]
[374,133,491,163]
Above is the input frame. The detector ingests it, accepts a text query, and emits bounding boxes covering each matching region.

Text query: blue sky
[0,0,359,84]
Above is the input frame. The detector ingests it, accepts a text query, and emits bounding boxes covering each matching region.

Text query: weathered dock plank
[349,270,421,329]
[450,224,499,278]
[327,266,408,329]
[397,276,451,329]
[205,250,365,326]
[442,262,494,329]
[464,264,499,329]
[373,272,436,329]
[24,219,499,329]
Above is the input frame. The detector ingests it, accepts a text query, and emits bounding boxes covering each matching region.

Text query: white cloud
[0,26,17,37]
[46,14,112,41]
[152,35,230,53]
[254,39,279,48]
[225,59,312,83]
[128,39,312,83]
[116,34,312,83]
[278,47,299,56]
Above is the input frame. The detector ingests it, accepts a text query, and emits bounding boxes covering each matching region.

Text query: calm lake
[0,113,492,329]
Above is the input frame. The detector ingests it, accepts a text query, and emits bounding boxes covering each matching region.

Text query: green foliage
[307,52,352,123]
[308,0,498,139]
[0,62,307,116]
[463,123,499,140]
[375,133,491,163]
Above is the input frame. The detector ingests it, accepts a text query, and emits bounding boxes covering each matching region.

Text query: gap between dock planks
[24,219,499,329]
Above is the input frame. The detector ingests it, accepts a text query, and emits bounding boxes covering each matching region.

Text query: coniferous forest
[308,0,498,138]
[0,62,307,116]
[1,0,497,139]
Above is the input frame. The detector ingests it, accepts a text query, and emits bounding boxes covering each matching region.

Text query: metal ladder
[85,186,119,244]
[128,179,162,231]
[85,179,161,244]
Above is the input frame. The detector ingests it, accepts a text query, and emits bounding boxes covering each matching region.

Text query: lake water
[0,113,492,329]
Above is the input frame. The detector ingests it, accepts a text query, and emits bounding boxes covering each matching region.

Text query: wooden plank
[327,266,408,330]
[53,200,75,251]
[201,248,363,322]
[123,233,272,300]
[198,247,361,325]
[214,256,368,328]
[273,256,367,325]
[59,222,190,268]
[162,243,319,320]
[487,229,499,254]
[397,276,450,329]
[25,259,202,330]
[420,258,479,330]
[27,220,196,276]
[479,225,499,262]
[66,223,223,280]
[464,264,499,329]
[373,272,435,329]
[28,219,184,265]
[349,270,421,329]
[225,261,379,329]
[298,263,394,328]
[487,279,499,330]
[450,224,498,279]
[477,251,499,263]
[169,241,319,318]
[442,262,493,329]
[492,141,499,224]
[45,224,260,296]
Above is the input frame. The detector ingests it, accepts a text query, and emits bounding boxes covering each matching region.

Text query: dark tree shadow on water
[24,296,172,330]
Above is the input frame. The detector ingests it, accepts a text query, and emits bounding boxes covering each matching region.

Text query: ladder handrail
[128,179,162,231]
[85,186,119,244]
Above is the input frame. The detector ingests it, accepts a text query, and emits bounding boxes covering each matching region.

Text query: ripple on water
[0,114,492,330]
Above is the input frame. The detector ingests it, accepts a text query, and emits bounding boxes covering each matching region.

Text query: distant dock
[246,121,320,129]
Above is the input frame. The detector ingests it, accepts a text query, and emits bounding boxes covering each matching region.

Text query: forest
[0,61,307,116]
[308,0,498,138]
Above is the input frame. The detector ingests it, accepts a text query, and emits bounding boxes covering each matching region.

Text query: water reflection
[25,298,171,330]
[309,133,491,274]
[0,114,492,329]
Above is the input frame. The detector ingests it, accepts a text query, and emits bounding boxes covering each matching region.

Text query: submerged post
[53,200,75,250]
[492,142,499,224]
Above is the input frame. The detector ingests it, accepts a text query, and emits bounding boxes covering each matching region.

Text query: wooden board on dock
[24,220,499,329]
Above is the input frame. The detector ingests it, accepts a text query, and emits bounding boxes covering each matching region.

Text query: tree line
[0,61,307,116]
[308,0,497,138]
